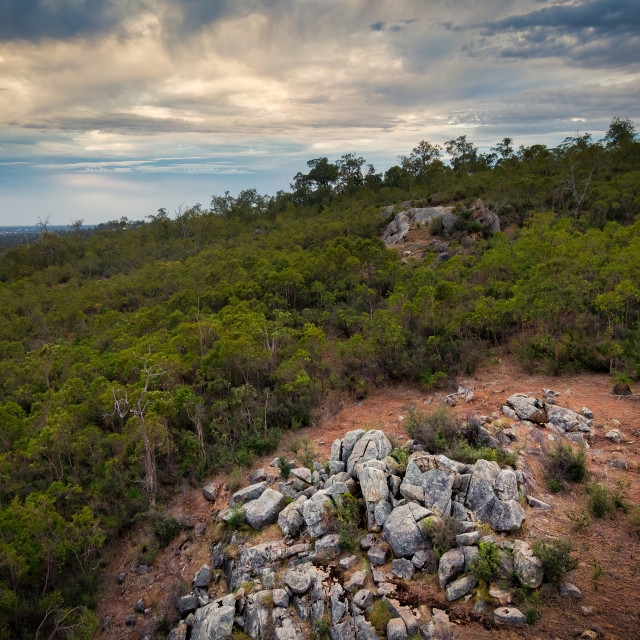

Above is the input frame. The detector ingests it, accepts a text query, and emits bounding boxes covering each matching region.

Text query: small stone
[559,582,582,598]
[193,564,212,588]
[527,496,551,510]
[455,531,481,546]
[579,632,598,640]
[353,589,373,609]
[606,458,627,470]
[581,605,594,615]
[605,429,622,443]
[125,615,138,626]
[203,482,220,501]
[249,468,267,483]
[133,599,145,613]
[272,589,289,608]
[391,558,415,580]
[117,572,126,584]
[387,617,407,640]
[285,569,312,594]
[339,555,358,570]
[493,607,527,626]
[446,575,478,601]
[360,533,377,550]
[345,571,365,592]
[367,544,387,566]
[138,565,151,575]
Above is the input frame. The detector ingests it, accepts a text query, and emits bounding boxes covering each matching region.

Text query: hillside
[0,121,639,639]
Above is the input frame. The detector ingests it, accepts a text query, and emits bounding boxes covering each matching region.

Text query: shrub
[422,516,463,560]
[278,456,292,478]
[369,599,392,635]
[531,538,578,584]
[311,618,331,640]
[546,443,588,489]
[630,506,640,537]
[567,508,591,531]
[405,407,460,454]
[228,465,243,492]
[516,588,541,624]
[151,512,182,548]
[225,505,249,531]
[587,481,628,518]
[471,541,502,584]
[299,437,317,470]
[335,493,361,552]
[390,447,409,469]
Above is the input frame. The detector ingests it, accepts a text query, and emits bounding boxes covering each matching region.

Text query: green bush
[587,481,628,518]
[531,538,578,584]
[471,541,502,584]
[422,516,462,560]
[311,618,331,640]
[405,407,460,454]
[151,512,182,548]
[546,443,588,489]
[278,456,292,478]
[225,505,249,531]
[335,493,361,552]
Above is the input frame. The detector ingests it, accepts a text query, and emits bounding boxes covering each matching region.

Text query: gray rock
[559,582,582,598]
[345,571,365,592]
[455,531,480,546]
[399,482,424,503]
[244,591,272,639]
[117,572,126,584]
[387,618,407,640]
[373,500,392,528]
[502,405,519,420]
[329,460,347,475]
[303,491,334,538]
[274,614,305,640]
[250,468,267,483]
[203,482,220,501]
[347,430,392,476]
[358,465,390,530]
[273,589,290,608]
[278,495,307,537]
[291,467,312,485]
[546,405,589,432]
[330,583,348,625]
[412,549,437,573]
[606,458,627,470]
[354,615,379,640]
[341,430,366,464]
[245,488,286,529]
[367,544,388,565]
[331,439,343,462]
[383,502,433,558]
[493,606,527,626]
[493,469,518,501]
[391,558,415,579]
[582,407,594,419]
[353,589,374,609]
[167,621,188,640]
[506,394,547,423]
[125,615,137,626]
[315,533,341,559]
[190,604,235,640]
[339,555,358,570]
[605,429,622,443]
[438,548,465,588]
[133,598,145,613]
[193,564,212,588]
[446,574,478,601]
[526,496,550,510]
[293,595,310,621]
[285,568,312,594]
[513,540,543,588]
[421,469,454,516]
[360,533,377,551]
[178,594,198,615]
[231,481,268,506]
[330,617,356,640]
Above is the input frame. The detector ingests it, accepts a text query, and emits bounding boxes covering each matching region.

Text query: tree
[444,136,480,175]
[604,117,637,147]
[399,140,442,176]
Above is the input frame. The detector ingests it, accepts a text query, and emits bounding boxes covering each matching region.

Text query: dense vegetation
[0,118,638,637]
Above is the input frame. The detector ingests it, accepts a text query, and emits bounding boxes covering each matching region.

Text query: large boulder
[231,481,268,506]
[245,488,286,529]
[358,465,390,531]
[438,548,466,588]
[546,405,590,432]
[465,460,524,531]
[303,491,335,538]
[421,469,454,516]
[190,604,234,640]
[341,430,366,464]
[383,502,433,558]
[513,540,543,588]
[506,394,547,424]
[347,431,392,477]
[402,453,455,516]
[278,495,307,537]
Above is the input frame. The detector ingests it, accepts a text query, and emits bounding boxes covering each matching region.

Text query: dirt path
[95,357,640,639]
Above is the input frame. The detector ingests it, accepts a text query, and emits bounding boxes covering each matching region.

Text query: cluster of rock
[503,393,594,445]
[155,425,562,639]
[381,206,455,246]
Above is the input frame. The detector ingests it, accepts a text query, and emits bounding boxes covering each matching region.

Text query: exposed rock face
[245,488,286,529]
[506,394,547,423]
[465,460,525,531]
[383,502,433,558]
[546,405,590,432]
[346,430,392,477]
[231,481,268,506]
[382,206,454,246]
[341,430,366,464]
[278,495,307,537]
[513,540,543,588]
[190,604,234,640]
[358,464,390,531]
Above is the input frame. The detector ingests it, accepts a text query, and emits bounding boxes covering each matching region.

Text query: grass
[369,600,392,635]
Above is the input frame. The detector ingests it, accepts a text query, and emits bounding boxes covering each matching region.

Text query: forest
[0,117,638,638]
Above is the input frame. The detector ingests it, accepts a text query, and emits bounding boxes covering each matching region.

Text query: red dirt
[95,357,640,639]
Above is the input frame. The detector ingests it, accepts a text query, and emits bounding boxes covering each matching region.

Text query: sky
[0,0,638,225]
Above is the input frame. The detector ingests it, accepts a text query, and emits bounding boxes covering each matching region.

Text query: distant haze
[1,0,638,225]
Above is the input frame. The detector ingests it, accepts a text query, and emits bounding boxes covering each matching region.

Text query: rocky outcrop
[383,502,434,557]
[245,488,287,529]
[190,603,234,640]
[382,206,454,246]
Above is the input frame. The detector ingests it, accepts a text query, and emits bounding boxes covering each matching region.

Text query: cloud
[462,0,640,67]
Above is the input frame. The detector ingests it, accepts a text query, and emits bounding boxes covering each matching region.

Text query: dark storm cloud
[0,0,129,41]
[465,0,640,67]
